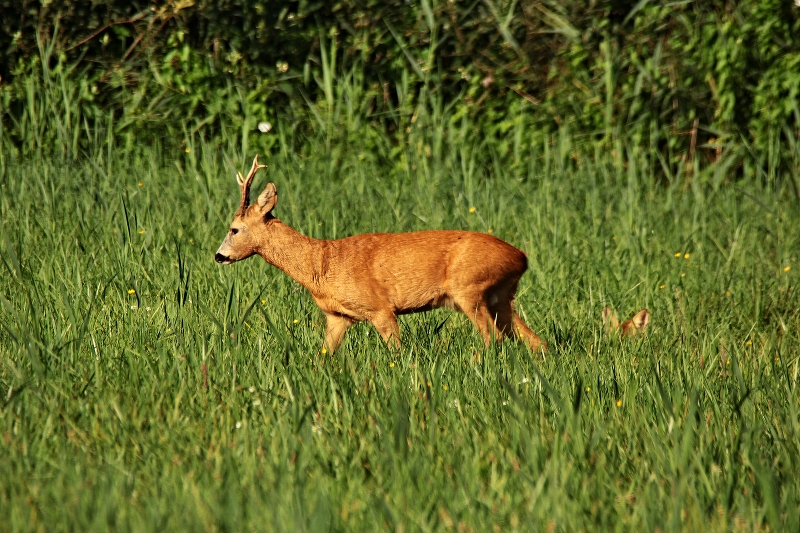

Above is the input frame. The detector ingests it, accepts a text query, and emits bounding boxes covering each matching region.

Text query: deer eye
[230,228,239,235]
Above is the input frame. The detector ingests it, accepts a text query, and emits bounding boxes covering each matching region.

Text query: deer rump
[315,229,528,319]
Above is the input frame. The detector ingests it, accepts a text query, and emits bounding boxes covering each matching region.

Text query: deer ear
[630,309,650,332]
[602,306,619,329]
[257,183,278,214]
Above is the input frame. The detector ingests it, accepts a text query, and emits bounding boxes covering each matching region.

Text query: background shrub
[1,1,799,185]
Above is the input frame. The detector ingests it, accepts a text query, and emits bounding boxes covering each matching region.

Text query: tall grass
[1,63,799,532]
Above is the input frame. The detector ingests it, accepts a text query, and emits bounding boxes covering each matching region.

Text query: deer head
[215,155,277,265]
[602,307,650,336]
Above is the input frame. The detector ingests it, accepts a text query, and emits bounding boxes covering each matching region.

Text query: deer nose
[215,253,229,263]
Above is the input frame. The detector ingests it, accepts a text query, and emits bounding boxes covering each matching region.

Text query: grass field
[1,113,799,532]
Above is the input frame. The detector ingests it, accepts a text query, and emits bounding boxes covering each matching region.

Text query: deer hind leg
[512,312,547,352]
[371,312,401,350]
[488,300,514,340]
[487,280,548,353]
[485,282,517,339]
[324,313,354,354]
[453,293,501,347]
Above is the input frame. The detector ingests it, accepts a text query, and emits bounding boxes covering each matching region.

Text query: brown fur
[602,307,650,336]
[216,156,547,354]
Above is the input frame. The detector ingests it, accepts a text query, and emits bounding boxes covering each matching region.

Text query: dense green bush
[1,0,799,182]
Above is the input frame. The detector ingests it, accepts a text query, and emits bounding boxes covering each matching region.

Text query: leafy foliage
[1,0,799,178]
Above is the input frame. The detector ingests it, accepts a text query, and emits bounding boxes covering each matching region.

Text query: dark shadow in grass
[2,381,29,410]
[549,319,582,354]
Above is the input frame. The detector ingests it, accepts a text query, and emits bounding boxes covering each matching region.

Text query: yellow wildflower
[784,266,791,272]
[674,253,681,258]
[127,289,135,295]
[321,348,328,355]
[185,148,190,153]
[616,399,622,407]
[469,207,476,213]
[684,253,690,259]
[389,362,395,368]
[137,182,143,187]
[487,228,493,234]
[293,319,299,324]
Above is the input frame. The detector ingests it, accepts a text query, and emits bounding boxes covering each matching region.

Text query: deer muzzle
[215,252,232,264]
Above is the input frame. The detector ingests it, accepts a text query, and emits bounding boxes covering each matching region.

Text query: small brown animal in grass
[215,156,547,354]
[602,307,650,336]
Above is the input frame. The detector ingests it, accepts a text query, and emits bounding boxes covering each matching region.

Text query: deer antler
[235,155,267,216]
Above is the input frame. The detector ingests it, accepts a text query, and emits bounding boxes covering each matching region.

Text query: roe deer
[602,307,650,336]
[215,156,547,354]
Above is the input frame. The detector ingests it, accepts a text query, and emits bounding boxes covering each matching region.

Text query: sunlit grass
[0,110,799,532]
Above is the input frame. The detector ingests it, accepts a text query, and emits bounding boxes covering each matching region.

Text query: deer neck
[254,219,325,290]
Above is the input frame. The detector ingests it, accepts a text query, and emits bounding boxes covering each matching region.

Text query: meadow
[1,99,799,532]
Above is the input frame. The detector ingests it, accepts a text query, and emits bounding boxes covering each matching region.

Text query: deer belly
[394,293,456,315]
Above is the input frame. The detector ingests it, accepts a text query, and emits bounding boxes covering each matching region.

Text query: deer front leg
[371,312,401,350]
[323,313,353,354]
